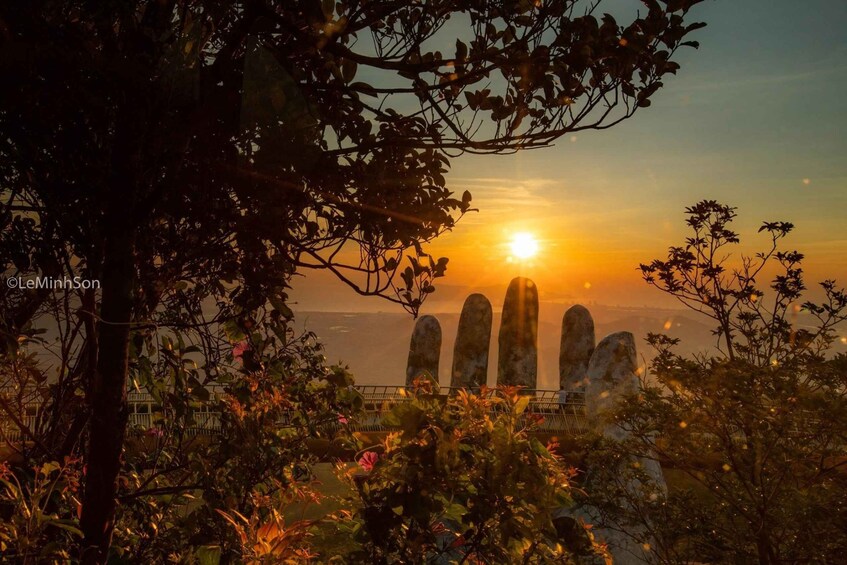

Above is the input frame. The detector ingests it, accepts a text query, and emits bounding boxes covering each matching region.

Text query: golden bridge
[1,386,587,444]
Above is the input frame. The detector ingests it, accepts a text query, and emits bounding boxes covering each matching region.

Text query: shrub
[331,385,604,564]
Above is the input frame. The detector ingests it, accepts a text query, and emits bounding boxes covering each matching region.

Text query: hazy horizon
[292,301,847,389]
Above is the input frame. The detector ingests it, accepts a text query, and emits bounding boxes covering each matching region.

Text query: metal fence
[2,385,587,442]
[0,401,39,444]
[349,386,586,434]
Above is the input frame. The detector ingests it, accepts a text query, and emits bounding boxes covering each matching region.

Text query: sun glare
[509,232,539,260]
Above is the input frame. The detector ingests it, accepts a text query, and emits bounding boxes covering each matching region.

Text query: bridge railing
[0,405,40,444]
[354,385,584,404]
[346,386,586,434]
[2,385,586,441]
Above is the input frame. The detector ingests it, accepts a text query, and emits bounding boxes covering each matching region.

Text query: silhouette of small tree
[581,202,847,564]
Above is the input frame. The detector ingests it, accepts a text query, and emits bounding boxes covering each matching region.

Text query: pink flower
[449,535,467,549]
[145,427,164,438]
[232,341,249,362]
[337,413,349,425]
[358,451,379,472]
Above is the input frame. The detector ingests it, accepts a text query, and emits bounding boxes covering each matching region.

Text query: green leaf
[189,376,210,401]
[455,39,468,61]
[196,545,222,565]
[46,519,83,538]
[40,461,60,475]
[444,502,466,522]
[341,58,357,83]
[269,295,293,319]
[223,319,246,343]
[515,395,530,415]
[382,402,425,435]
[529,437,550,458]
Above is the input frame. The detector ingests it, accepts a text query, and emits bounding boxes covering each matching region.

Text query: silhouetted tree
[1,1,705,560]
[582,202,847,564]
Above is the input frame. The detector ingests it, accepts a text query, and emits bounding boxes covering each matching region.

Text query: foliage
[0,0,707,326]
[216,505,316,564]
[0,344,53,452]
[0,311,355,562]
[0,458,83,564]
[581,202,847,564]
[104,315,358,562]
[1,0,706,557]
[639,200,847,362]
[332,385,605,564]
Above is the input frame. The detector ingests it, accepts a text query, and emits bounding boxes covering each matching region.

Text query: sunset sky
[292,0,847,312]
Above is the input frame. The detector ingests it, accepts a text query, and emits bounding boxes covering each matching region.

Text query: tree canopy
[2,0,705,316]
[1,0,705,560]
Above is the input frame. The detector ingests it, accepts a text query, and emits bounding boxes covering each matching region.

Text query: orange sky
[291,1,847,314]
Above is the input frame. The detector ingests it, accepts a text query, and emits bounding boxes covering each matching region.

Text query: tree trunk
[80,224,135,563]
[756,527,777,565]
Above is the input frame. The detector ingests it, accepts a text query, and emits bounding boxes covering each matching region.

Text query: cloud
[679,64,847,93]
[445,177,559,223]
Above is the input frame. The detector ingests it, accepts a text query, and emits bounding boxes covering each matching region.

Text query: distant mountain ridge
[293,305,719,389]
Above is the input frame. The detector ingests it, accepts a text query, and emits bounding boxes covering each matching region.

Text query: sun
[509,232,539,260]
